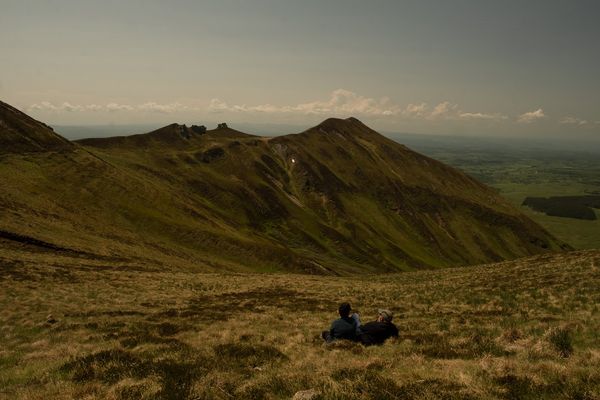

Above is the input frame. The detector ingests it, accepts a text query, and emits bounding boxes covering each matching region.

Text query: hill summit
[0,100,72,154]
[0,104,568,274]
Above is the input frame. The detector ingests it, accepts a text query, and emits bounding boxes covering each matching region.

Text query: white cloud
[29,101,89,112]
[429,101,459,119]
[137,102,187,113]
[207,98,232,113]
[28,101,187,113]
[106,103,134,112]
[29,101,59,111]
[85,104,104,112]
[207,92,513,124]
[459,112,508,120]
[560,116,588,126]
[403,103,428,117]
[517,108,545,123]
[397,101,507,121]
[290,89,399,115]
[24,94,521,126]
[208,89,401,116]
[61,102,85,112]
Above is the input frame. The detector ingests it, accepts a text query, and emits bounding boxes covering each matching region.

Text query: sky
[1,0,599,138]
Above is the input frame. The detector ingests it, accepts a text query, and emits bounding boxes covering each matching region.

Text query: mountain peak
[0,100,72,154]
[316,116,363,129]
[304,116,376,139]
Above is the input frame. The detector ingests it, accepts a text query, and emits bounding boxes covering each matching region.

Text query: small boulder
[46,314,57,324]
[292,388,319,400]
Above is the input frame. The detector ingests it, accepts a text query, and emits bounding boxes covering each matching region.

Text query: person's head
[377,309,393,323]
[338,302,352,318]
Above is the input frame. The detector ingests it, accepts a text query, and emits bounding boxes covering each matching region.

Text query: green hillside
[0,101,568,274]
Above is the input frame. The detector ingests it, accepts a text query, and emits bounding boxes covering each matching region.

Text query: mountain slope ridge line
[0,101,569,274]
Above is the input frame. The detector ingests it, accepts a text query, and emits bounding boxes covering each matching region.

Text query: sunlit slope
[0,102,568,273]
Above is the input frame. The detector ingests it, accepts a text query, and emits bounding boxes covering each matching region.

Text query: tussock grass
[1,250,599,399]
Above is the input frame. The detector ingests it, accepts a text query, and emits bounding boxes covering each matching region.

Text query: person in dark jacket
[356,309,398,346]
[321,302,358,343]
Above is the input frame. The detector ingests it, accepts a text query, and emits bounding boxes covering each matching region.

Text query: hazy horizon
[2,0,599,142]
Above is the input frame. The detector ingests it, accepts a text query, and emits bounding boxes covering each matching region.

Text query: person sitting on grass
[354,309,398,346]
[321,302,358,343]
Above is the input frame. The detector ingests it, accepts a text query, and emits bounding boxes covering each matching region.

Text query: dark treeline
[523,196,600,220]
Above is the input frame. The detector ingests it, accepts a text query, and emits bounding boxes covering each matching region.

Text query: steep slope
[0,100,72,153]
[0,105,569,274]
[261,118,565,269]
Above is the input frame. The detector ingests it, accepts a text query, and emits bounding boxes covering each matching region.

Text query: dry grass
[1,249,599,399]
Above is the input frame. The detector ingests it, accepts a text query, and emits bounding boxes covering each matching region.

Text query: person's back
[357,309,398,346]
[329,316,357,341]
[322,302,357,342]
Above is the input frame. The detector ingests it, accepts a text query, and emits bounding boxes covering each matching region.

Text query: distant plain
[395,134,600,250]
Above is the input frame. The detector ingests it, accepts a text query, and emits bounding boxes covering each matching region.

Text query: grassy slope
[1,248,598,399]
[1,117,568,274]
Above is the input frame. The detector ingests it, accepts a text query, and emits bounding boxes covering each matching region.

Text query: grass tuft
[545,326,574,358]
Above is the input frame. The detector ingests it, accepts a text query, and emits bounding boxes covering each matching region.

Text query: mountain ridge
[0,100,73,154]
[0,102,569,274]
[76,122,254,149]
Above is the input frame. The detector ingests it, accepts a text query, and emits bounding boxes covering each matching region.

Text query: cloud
[517,108,545,123]
[459,112,508,120]
[560,116,588,126]
[25,93,517,125]
[85,104,104,112]
[402,103,428,118]
[397,101,507,121]
[207,98,231,113]
[60,102,84,112]
[29,101,104,112]
[291,89,401,116]
[207,90,509,123]
[425,103,508,121]
[29,101,60,111]
[28,101,187,113]
[137,102,188,113]
[105,103,134,112]
[208,89,401,116]
[429,101,459,119]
